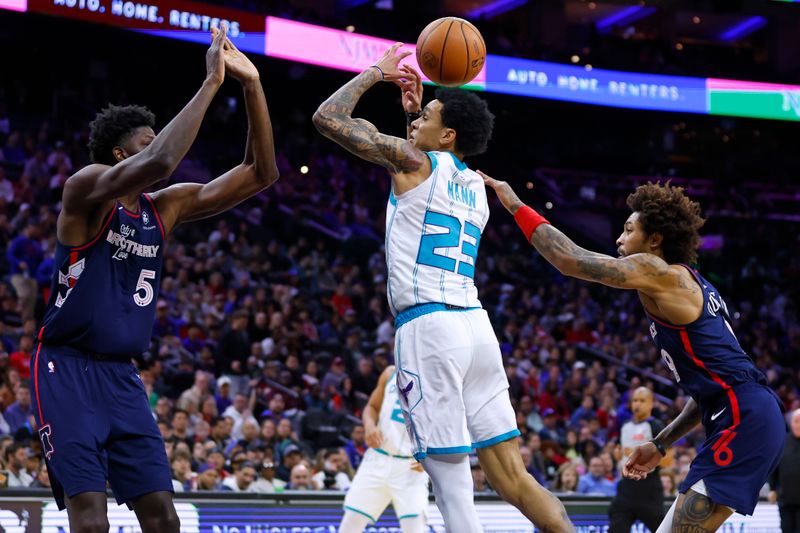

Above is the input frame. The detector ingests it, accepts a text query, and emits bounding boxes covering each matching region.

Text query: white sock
[423,454,483,533]
[338,509,371,533]
[399,514,427,533]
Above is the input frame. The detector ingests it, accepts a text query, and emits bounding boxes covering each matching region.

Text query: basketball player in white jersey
[314,44,574,533]
[340,366,429,532]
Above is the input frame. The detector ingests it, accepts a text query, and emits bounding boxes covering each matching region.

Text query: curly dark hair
[626,181,706,265]
[88,104,155,166]
[435,88,494,157]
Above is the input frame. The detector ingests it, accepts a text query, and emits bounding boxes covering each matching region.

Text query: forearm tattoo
[314,70,424,174]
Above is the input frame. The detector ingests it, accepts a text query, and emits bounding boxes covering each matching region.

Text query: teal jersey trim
[374,447,413,459]
[343,505,376,523]
[394,302,480,329]
[447,151,467,171]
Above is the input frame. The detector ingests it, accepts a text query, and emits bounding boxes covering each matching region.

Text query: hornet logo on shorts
[48,361,55,374]
[142,210,149,225]
[400,381,414,400]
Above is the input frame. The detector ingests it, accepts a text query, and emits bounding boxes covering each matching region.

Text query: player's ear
[112,146,127,162]
[647,232,663,252]
[440,127,456,147]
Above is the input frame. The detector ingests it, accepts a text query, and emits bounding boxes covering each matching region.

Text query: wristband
[370,65,385,80]
[514,205,550,242]
[406,111,421,126]
[650,439,667,457]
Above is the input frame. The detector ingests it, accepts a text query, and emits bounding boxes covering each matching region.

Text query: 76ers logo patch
[39,424,55,460]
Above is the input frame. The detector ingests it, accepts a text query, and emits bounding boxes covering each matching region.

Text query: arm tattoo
[677,271,700,293]
[313,69,424,174]
[531,224,629,285]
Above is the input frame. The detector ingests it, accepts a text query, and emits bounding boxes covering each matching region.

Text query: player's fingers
[211,26,218,42]
[477,170,496,186]
[397,51,413,62]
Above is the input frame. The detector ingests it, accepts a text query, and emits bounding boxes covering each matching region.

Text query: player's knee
[140,510,180,533]
[535,495,573,533]
[72,516,110,533]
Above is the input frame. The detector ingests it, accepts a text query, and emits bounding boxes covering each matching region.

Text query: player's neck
[633,414,649,423]
[118,193,140,213]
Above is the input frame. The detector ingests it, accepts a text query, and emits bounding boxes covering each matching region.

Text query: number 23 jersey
[385,151,489,315]
[40,194,165,356]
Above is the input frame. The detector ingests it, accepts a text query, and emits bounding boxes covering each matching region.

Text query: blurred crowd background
[0,0,798,498]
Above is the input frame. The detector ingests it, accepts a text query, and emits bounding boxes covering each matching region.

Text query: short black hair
[435,88,494,157]
[88,104,155,166]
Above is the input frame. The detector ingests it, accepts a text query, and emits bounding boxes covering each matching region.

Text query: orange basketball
[416,17,486,87]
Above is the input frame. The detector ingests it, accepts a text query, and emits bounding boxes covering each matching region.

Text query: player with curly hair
[482,174,786,533]
[32,25,279,533]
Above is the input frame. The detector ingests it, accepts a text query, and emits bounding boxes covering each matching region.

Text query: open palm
[212,27,259,82]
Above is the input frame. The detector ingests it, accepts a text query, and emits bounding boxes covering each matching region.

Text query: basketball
[416,17,486,87]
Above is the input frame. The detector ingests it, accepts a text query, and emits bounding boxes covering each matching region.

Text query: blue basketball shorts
[680,382,786,515]
[30,343,173,510]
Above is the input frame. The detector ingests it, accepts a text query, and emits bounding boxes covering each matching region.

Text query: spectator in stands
[6,220,42,320]
[321,357,347,396]
[209,416,233,450]
[8,334,32,380]
[312,448,351,491]
[287,463,316,490]
[178,370,211,413]
[4,443,32,487]
[276,444,304,483]
[553,463,579,494]
[769,409,800,533]
[4,384,32,435]
[217,311,252,396]
[250,460,286,493]
[660,471,677,498]
[343,423,366,470]
[170,450,193,492]
[578,457,617,496]
[538,408,563,445]
[30,462,50,489]
[471,456,492,493]
[352,357,377,397]
[171,409,193,448]
[223,393,258,441]
[570,395,597,428]
[214,376,233,415]
[192,464,220,491]
[221,460,257,492]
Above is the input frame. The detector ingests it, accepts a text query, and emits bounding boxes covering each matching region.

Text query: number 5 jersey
[40,194,165,355]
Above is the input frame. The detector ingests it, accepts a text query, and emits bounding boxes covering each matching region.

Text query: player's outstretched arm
[149,33,280,232]
[64,25,228,211]
[624,398,700,480]
[363,366,394,449]
[482,171,673,295]
[312,44,429,179]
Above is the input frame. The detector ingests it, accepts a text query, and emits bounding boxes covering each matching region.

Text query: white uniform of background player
[339,366,429,532]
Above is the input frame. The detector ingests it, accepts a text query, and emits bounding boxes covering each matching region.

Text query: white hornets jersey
[378,369,414,456]
[385,151,489,315]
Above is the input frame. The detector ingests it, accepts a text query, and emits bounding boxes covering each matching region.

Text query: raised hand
[622,442,662,480]
[393,64,423,113]
[206,22,227,86]
[373,43,413,82]
[479,170,525,215]
[217,31,260,83]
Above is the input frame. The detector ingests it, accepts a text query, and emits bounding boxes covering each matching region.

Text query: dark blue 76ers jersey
[646,265,768,407]
[40,194,165,356]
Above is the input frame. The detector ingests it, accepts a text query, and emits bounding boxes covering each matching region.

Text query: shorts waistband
[394,303,480,329]
[35,342,136,363]
[373,448,413,459]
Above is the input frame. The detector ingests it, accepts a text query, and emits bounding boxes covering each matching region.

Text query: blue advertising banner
[486,55,708,113]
